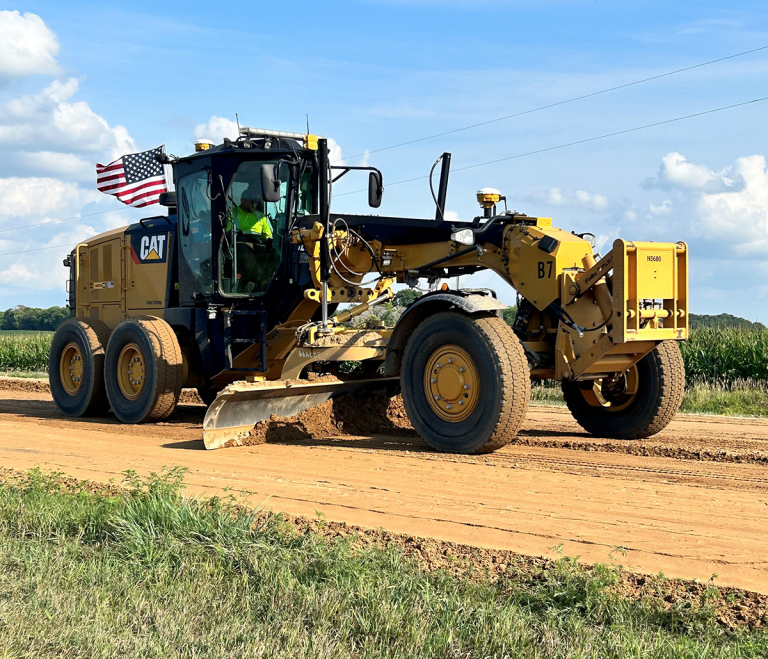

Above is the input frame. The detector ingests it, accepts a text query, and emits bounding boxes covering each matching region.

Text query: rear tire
[562,340,685,439]
[49,317,111,417]
[400,312,530,454]
[105,316,183,423]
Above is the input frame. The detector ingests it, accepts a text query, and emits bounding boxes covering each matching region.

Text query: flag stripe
[129,193,163,208]
[98,182,126,194]
[96,161,123,174]
[96,172,125,186]
[131,195,163,208]
[96,168,123,179]
[115,178,166,199]
[118,184,166,204]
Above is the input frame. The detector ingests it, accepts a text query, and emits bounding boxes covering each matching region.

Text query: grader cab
[50,130,688,454]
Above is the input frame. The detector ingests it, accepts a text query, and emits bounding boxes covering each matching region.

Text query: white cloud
[194,116,239,145]
[0,11,59,79]
[527,187,609,212]
[0,78,136,160]
[328,138,343,165]
[649,200,672,215]
[0,177,100,218]
[0,12,146,301]
[0,223,97,290]
[642,152,733,193]
[16,151,94,181]
[696,155,768,255]
[637,152,768,258]
[595,228,620,253]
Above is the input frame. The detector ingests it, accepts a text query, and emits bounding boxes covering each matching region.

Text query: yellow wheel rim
[117,343,146,400]
[59,342,84,396]
[580,365,639,412]
[424,344,479,422]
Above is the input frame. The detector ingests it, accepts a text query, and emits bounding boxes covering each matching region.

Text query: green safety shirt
[230,206,273,238]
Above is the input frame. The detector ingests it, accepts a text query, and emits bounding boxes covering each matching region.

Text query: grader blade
[202,377,399,450]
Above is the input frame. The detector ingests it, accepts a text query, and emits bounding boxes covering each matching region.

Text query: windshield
[219,160,312,296]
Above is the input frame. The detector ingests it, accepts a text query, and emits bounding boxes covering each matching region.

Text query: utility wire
[338,44,768,163]
[334,96,768,197]
[1,46,766,246]
[0,243,76,257]
[0,209,118,235]
[1,96,765,258]
[2,45,764,239]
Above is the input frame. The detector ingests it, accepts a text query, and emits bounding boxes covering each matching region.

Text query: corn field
[0,332,52,373]
[1,327,767,386]
[679,327,768,385]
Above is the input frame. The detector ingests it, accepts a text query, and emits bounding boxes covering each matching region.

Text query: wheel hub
[117,343,146,401]
[59,342,84,396]
[580,364,639,412]
[424,345,479,422]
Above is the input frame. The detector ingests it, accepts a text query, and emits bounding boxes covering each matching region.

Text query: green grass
[0,467,765,658]
[679,379,768,418]
[531,379,768,419]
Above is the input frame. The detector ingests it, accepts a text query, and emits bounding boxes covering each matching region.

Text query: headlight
[450,228,475,246]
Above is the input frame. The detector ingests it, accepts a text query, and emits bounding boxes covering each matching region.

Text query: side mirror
[368,171,383,208]
[261,163,281,203]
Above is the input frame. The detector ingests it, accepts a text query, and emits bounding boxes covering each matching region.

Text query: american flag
[96,146,168,208]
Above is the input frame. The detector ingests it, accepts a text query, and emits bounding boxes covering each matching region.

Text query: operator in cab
[231,185,276,294]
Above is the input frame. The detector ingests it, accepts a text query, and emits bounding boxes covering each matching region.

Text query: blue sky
[1,1,768,318]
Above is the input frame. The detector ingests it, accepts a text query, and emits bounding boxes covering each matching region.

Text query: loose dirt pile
[243,389,417,446]
[0,376,206,405]
[0,378,50,394]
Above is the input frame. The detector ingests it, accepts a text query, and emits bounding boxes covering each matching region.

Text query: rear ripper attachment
[50,130,689,454]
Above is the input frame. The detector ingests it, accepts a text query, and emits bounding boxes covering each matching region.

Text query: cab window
[220,161,297,296]
[178,170,213,296]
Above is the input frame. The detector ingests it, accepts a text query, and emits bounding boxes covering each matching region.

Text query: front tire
[562,340,685,439]
[105,316,183,423]
[49,317,111,416]
[400,312,530,454]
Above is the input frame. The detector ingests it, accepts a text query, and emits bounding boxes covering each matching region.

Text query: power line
[0,209,118,235]
[0,243,76,257]
[1,97,765,258]
[334,96,768,197]
[1,96,764,259]
[338,44,768,163]
[1,45,763,240]
[2,45,765,246]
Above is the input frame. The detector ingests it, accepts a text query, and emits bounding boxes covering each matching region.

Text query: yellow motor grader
[50,131,688,453]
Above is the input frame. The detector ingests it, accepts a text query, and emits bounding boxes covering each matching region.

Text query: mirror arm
[331,167,350,183]
[330,165,383,177]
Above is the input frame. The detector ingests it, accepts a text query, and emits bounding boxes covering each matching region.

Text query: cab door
[177,170,214,304]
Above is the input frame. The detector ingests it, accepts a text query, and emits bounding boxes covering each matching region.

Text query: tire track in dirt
[2,383,768,594]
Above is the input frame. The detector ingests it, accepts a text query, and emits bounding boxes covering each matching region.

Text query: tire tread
[50,316,111,416]
[563,340,685,440]
[472,315,531,453]
[402,312,530,454]
[134,316,183,422]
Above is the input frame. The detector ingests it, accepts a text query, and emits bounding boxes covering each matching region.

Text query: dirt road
[1,386,767,594]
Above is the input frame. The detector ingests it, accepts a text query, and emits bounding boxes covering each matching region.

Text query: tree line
[0,306,70,331]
